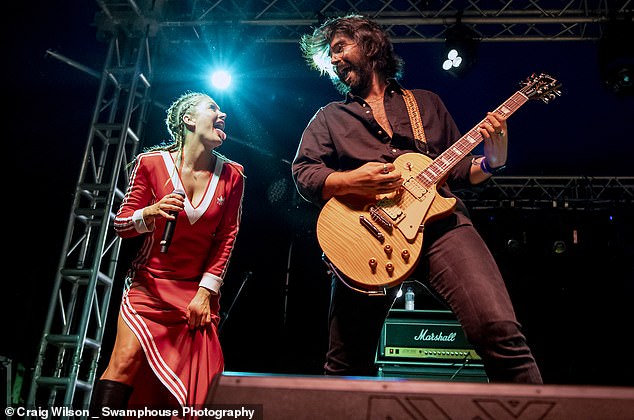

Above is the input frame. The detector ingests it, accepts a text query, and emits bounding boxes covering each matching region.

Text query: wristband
[480,157,506,174]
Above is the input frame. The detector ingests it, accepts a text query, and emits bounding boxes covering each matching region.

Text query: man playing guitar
[292,14,547,383]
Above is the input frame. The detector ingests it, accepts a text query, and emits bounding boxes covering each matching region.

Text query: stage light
[552,240,567,255]
[442,49,462,70]
[267,178,289,205]
[598,16,634,95]
[506,239,521,252]
[209,69,232,90]
[442,22,478,77]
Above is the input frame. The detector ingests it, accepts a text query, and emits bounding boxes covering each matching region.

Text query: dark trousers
[324,223,543,384]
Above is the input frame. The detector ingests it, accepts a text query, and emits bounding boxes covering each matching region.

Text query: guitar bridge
[369,206,393,232]
[359,216,385,243]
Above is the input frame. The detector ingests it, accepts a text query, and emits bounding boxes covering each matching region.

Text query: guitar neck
[419,90,529,186]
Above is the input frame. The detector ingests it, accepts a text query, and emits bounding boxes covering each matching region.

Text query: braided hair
[145,91,210,153]
[126,91,210,178]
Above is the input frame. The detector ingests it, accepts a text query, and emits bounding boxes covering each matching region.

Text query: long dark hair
[300,14,404,94]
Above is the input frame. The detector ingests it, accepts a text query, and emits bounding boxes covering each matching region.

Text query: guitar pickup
[402,177,427,199]
[376,197,403,221]
[360,216,385,243]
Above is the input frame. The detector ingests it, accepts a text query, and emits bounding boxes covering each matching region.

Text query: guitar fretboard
[417,91,529,187]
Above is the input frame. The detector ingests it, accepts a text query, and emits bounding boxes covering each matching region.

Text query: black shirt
[292,80,478,227]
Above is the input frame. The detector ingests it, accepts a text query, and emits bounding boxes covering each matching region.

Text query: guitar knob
[401,249,410,262]
[384,244,393,257]
[369,258,378,273]
[386,263,394,276]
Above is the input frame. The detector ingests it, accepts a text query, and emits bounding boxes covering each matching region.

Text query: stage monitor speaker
[205,372,634,420]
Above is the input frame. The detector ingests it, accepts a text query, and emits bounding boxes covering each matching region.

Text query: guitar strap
[402,89,427,145]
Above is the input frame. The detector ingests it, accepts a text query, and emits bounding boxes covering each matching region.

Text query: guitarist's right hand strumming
[321,161,403,200]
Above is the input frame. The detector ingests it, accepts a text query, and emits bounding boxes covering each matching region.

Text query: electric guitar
[316,73,561,292]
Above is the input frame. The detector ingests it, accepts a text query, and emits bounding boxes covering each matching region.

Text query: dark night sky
[5,0,634,396]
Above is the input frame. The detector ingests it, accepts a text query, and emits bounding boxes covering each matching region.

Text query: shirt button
[392,149,397,153]
[362,103,367,107]
[378,130,383,135]
[366,110,370,114]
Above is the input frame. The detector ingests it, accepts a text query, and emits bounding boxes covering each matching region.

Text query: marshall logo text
[413,328,457,342]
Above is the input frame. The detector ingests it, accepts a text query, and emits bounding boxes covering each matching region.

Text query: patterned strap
[402,89,427,144]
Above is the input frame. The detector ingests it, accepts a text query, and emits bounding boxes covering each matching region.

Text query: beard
[336,61,373,95]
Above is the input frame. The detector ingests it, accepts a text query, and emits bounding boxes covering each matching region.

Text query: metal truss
[96,0,632,44]
[27,25,153,414]
[456,176,634,210]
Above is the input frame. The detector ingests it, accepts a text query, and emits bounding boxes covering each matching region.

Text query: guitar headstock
[520,73,562,104]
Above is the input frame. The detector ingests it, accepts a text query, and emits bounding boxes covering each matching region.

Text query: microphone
[160,189,185,254]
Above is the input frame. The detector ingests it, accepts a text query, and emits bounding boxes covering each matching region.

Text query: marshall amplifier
[375,309,488,382]
[377,309,480,362]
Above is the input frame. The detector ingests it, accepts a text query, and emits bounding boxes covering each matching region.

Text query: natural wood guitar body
[316,153,456,290]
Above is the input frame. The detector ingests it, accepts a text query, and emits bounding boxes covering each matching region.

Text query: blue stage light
[210,69,232,90]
